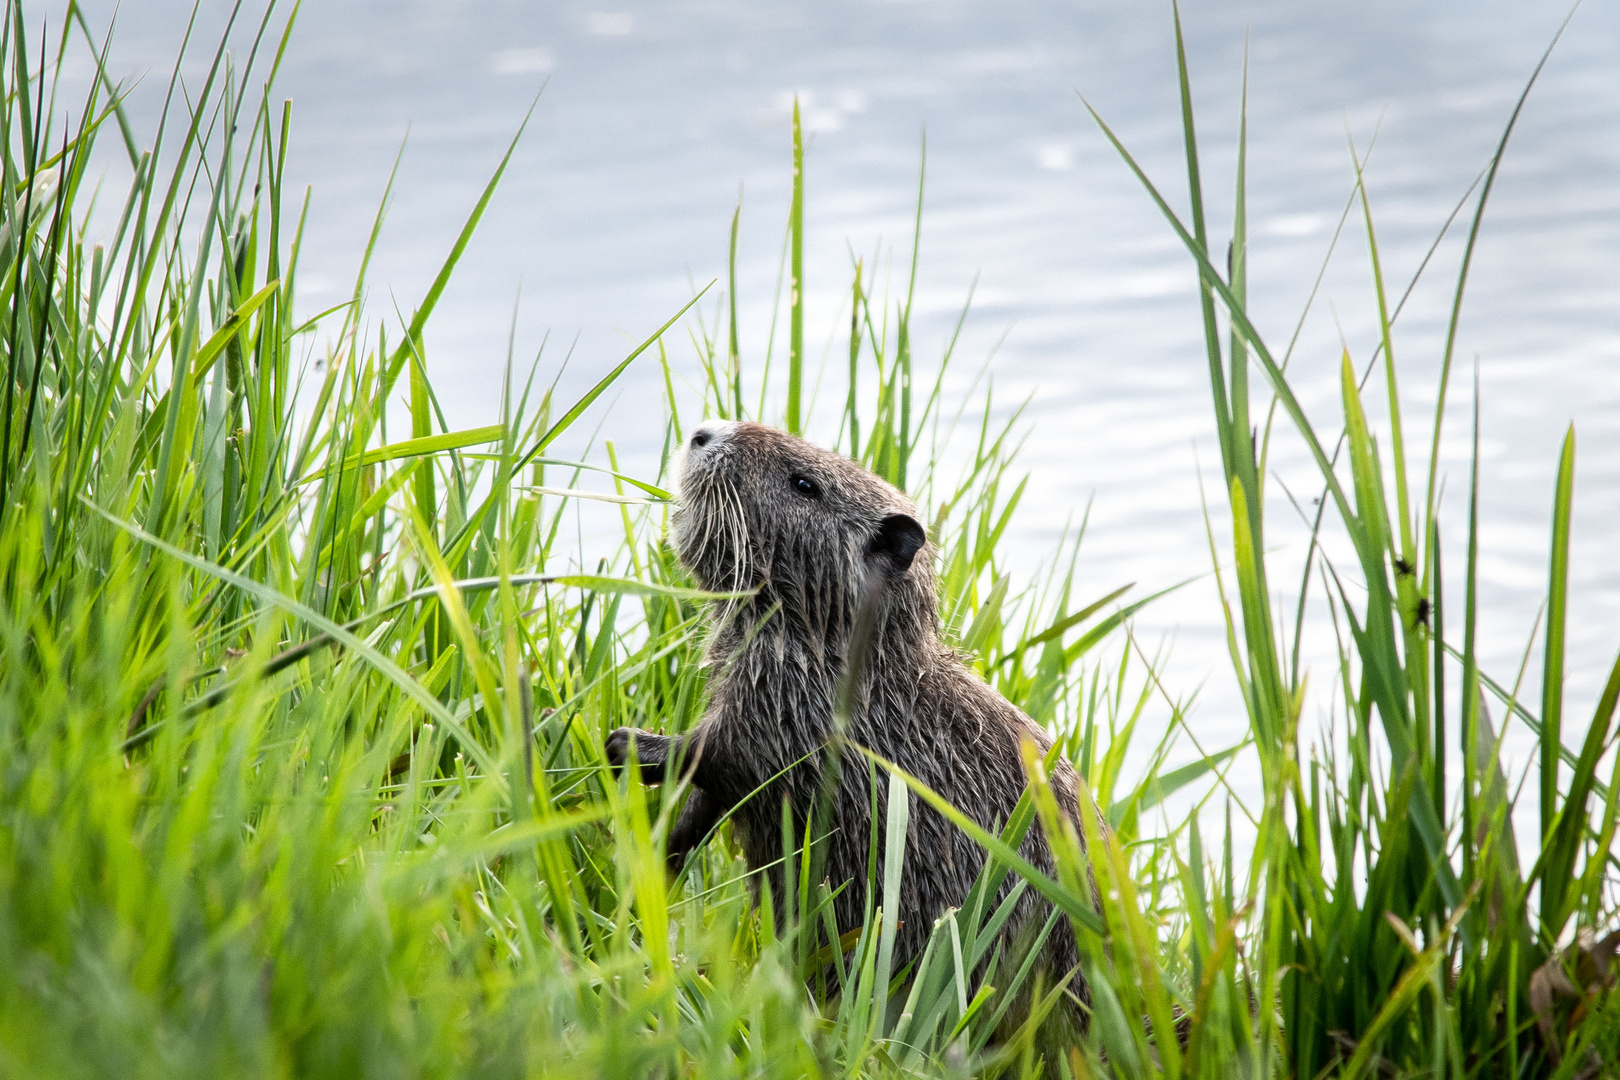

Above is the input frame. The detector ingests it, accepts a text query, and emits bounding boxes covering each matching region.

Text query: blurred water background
[57,1,1619,826]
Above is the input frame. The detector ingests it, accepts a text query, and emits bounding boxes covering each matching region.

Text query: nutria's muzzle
[677,419,740,490]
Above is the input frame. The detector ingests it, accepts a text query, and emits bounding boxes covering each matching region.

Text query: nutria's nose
[687,420,736,452]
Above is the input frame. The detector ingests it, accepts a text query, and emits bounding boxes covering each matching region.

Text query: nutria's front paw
[604,727,635,773]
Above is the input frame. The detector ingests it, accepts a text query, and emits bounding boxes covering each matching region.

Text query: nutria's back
[611,420,1089,1026]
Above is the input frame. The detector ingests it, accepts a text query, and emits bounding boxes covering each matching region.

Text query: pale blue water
[64,1,1620,834]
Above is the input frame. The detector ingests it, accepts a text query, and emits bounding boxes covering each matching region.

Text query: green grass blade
[516,286,712,471]
[1540,424,1574,844]
[382,92,542,388]
[1423,11,1575,530]
[87,498,505,779]
[853,744,1104,938]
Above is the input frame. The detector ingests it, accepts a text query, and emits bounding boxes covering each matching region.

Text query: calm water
[68,1,1619,825]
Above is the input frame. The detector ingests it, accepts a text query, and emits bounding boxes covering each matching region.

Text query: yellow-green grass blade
[88,497,505,779]
[188,277,280,380]
[853,743,1104,938]
[295,424,504,485]
[1168,0,1233,481]
[1349,133,1417,567]
[1540,424,1575,845]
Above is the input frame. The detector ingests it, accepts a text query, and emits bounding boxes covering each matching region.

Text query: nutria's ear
[867,513,927,573]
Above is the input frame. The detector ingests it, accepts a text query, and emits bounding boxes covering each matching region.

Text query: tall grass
[0,3,1182,1077]
[0,2,1614,1078]
[1080,6,1620,1076]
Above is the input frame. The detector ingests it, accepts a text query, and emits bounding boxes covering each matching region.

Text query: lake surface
[65,1,1619,830]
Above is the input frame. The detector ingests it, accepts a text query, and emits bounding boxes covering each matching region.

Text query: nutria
[604,419,1090,1023]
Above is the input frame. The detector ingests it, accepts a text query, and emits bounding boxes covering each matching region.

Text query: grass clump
[0,2,1615,1078]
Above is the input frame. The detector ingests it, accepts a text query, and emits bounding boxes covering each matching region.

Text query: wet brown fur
[605,421,1089,1021]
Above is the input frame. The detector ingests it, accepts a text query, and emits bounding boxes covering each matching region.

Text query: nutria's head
[673,421,935,645]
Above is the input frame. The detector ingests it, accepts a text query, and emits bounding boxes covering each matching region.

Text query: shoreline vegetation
[1,2,1615,1076]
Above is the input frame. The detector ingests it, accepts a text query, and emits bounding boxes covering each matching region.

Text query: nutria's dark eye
[791,475,820,498]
